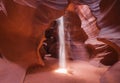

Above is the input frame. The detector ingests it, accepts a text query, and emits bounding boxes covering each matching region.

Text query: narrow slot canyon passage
[0,0,120,83]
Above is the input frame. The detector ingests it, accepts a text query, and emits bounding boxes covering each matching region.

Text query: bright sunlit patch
[54,16,68,75]
[54,68,68,74]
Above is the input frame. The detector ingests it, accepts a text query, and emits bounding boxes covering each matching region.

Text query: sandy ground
[0,58,26,83]
[24,57,109,83]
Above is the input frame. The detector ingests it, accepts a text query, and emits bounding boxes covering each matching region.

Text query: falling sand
[55,16,68,74]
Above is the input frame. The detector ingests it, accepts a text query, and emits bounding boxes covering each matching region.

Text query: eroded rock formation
[0,0,120,83]
[0,0,68,68]
[76,4,119,66]
[64,3,89,60]
[0,0,68,83]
